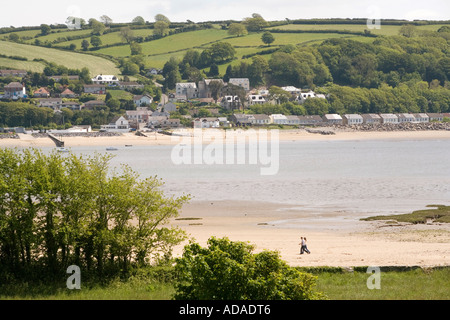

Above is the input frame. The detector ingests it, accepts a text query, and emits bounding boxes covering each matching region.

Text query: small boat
[56,147,69,153]
[106,147,118,151]
[125,145,133,147]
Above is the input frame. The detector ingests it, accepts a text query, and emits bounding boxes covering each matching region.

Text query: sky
[0,0,449,27]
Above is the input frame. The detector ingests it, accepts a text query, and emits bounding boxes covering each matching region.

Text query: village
[1,68,449,135]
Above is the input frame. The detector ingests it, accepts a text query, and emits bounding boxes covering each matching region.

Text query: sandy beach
[2,129,450,267]
[2,128,450,149]
[172,200,450,268]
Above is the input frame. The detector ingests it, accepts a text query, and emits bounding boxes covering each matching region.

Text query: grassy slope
[362,205,450,224]
[0,40,120,75]
[0,57,46,73]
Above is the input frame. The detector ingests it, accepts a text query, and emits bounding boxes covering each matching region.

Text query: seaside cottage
[396,113,416,123]
[285,115,301,125]
[298,115,324,126]
[193,118,220,129]
[270,114,288,125]
[101,116,130,132]
[427,113,444,122]
[322,114,343,125]
[361,113,382,124]
[230,114,252,126]
[413,113,429,123]
[379,114,399,124]
[61,101,81,111]
[342,114,363,125]
[221,96,241,110]
[251,114,271,126]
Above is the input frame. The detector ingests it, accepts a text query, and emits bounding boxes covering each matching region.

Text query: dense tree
[261,31,275,46]
[40,24,51,36]
[154,21,170,37]
[132,16,146,25]
[100,15,113,26]
[243,13,269,32]
[90,35,102,48]
[90,19,106,35]
[228,23,248,37]
[130,42,143,55]
[120,26,135,44]
[0,149,189,280]
[81,39,90,51]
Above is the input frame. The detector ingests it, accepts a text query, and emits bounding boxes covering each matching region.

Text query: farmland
[0,40,120,75]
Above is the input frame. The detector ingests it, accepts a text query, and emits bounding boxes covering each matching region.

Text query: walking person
[300,237,311,254]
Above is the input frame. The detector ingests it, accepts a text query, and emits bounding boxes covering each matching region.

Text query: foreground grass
[314,268,450,300]
[1,267,448,300]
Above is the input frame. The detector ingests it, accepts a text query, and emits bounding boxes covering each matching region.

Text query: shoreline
[1,129,450,148]
[171,200,450,268]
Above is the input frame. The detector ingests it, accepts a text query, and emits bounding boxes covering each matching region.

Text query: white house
[193,117,220,129]
[91,74,119,85]
[270,114,288,125]
[281,86,301,95]
[176,82,198,100]
[342,114,363,125]
[133,95,153,107]
[297,91,325,104]
[3,82,26,99]
[413,113,429,123]
[380,114,399,124]
[101,116,130,132]
[247,95,266,105]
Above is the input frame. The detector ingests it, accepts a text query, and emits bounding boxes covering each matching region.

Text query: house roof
[362,114,381,119]
[380,113,398,119]
[176,82,197,88]
[324,114,342,120]
[61,88,75,95]
[5,82,23,88]
[343,114,363,120]
[34,87,50,94]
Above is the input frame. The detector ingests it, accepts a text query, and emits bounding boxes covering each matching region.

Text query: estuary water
[56,138,450,217]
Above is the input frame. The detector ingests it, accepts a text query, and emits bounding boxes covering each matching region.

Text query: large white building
[229,78,250,91]
[91,74,119,85]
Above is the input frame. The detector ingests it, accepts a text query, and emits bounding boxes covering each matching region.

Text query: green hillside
[0,40,120,75]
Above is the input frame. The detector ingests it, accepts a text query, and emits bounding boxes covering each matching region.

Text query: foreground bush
[174,237,325,300]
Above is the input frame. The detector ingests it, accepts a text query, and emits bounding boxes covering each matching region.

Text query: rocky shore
[331,122,450,132]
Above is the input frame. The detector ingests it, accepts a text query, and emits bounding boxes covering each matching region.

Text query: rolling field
[0,40,120,75]
[267,23,447,36]
[0,57,46,73]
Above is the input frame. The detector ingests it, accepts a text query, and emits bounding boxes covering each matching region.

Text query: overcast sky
[1,0,449,27]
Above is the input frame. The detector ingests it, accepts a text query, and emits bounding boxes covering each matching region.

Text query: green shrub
[174,237,326,300]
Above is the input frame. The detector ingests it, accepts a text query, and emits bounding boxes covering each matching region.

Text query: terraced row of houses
[229,113,449,126]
